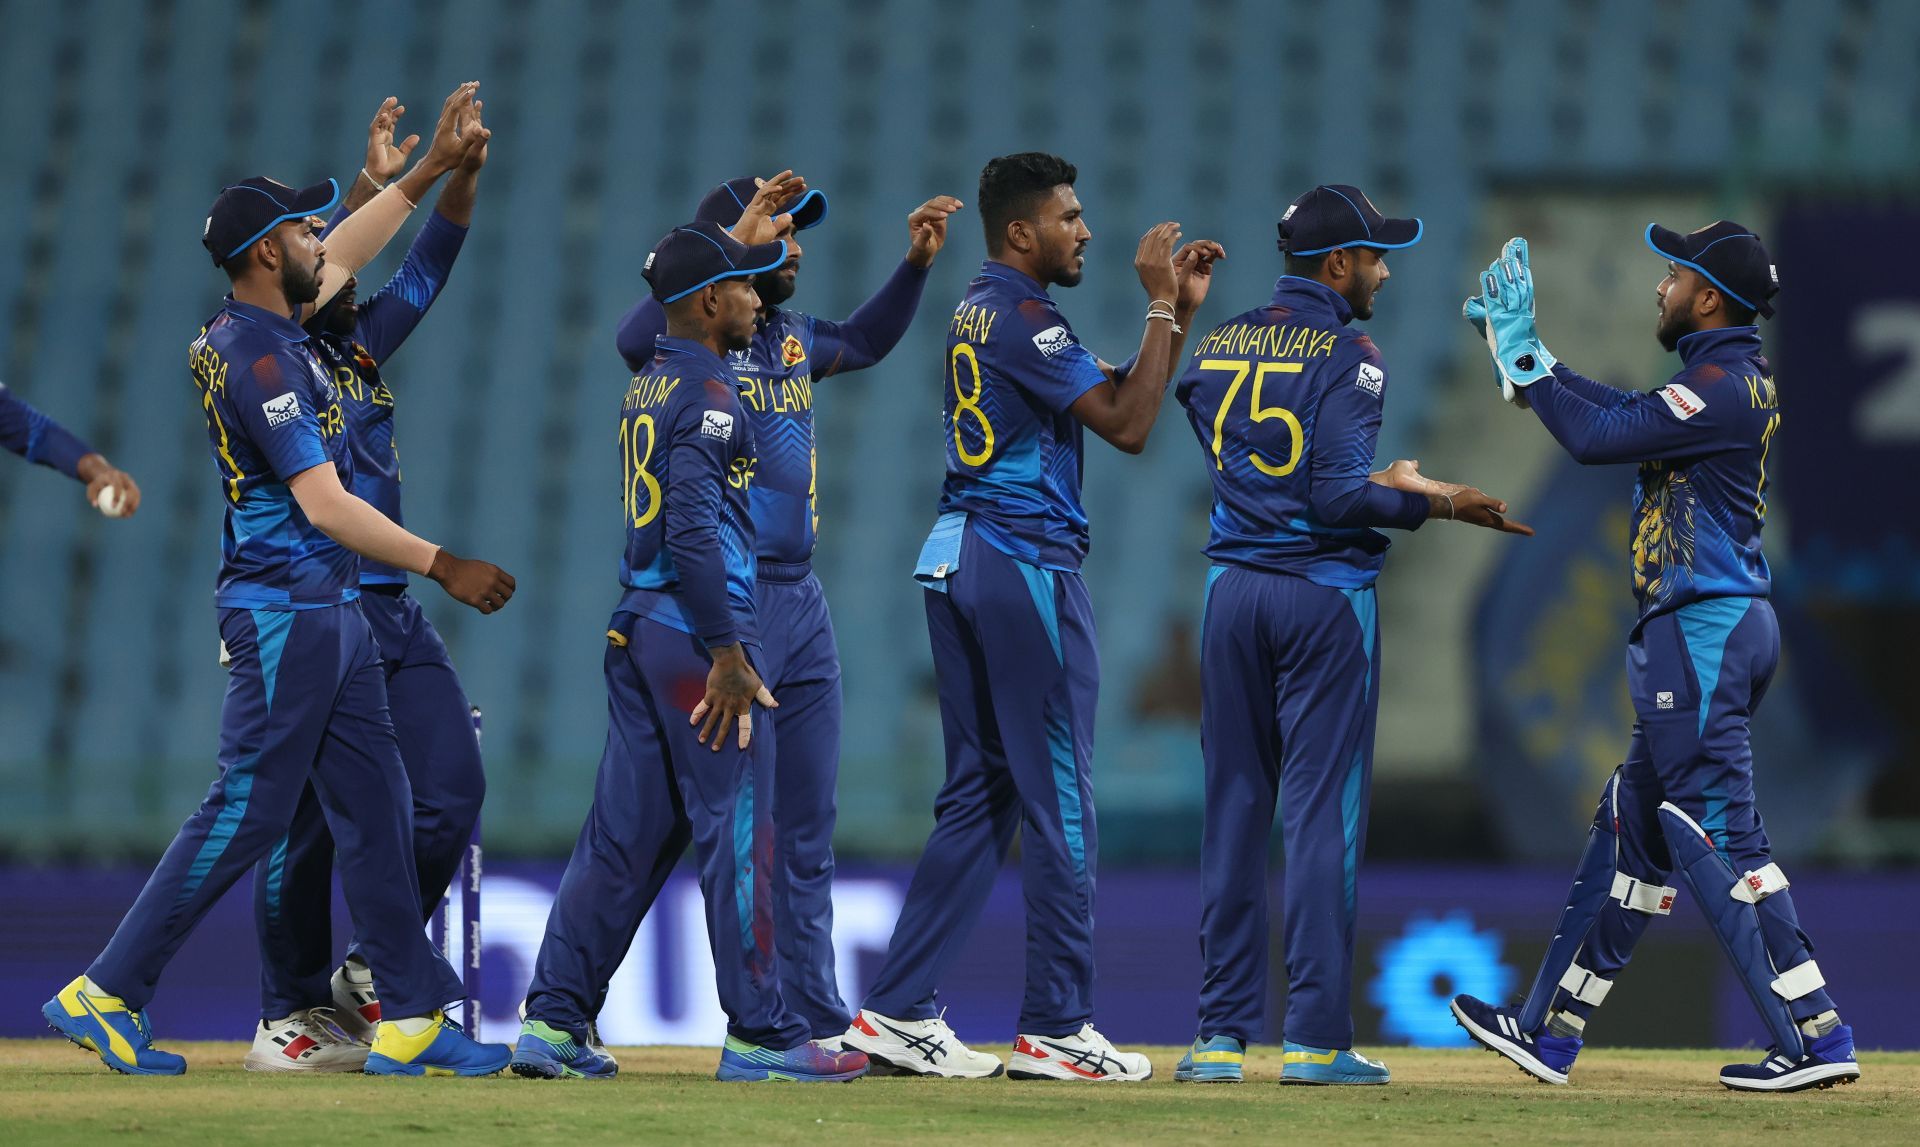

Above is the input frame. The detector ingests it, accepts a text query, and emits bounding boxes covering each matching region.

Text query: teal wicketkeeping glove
[1460,292,1524,406]
[1474,236,1557,401]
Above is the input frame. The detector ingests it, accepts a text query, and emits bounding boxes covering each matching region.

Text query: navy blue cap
[1644,220,1778,318]
[1278,184,1422,257]
[642,221,789,304]
[694,176,828,232]
[203,177,341,265]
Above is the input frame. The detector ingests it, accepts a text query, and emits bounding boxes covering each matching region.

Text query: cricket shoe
[715,1036,870,1082]
[363,1011,511,1076]
[1450,994,1580,1085]
[509,1019,618,1079]
[43,976,186,1075]
[517,999,619,1073]
[1175,1034,1246,1083]
[330,956,381,1043]
[1720,1025,1861,1092]
[245,1008,370,1073]
[1008,1024,1152,1082]
[1279,1041,1390,1085]
[841,1008,1003,1078]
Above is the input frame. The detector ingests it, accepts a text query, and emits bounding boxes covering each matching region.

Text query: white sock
[388,1015,437,1036]
[81,976,114,998]
[1799,1010,1840,1039]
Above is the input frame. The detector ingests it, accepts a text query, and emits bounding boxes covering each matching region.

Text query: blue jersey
[934,261,1107,571]
[1526,325,1778,628]
[188,299,358,610]
[310,210,467,585]
[1,381,94,478]
[1176,277,1427,589]
[615,336,760,648]
[614,260,929,566]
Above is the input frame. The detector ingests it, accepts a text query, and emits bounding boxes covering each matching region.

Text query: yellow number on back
[951,342,995,467]
[1200,358,1304,476]
[620,413,662,527]
[1755,410,1781,519]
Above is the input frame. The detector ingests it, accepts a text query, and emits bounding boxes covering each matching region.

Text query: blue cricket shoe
[364,1011,512,1076]
[43,976,187,1075]
[1279,1041,1390,1085]
[716,1036,870,1082]
[1174,1035,1245,1083]
[510,1019,618,1080]
[1720,1025,1861,1092]
[1450,994,1581,1085]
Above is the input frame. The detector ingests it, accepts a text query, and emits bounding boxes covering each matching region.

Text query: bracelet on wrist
[1443,492,1456,521]
[359,167,387,191]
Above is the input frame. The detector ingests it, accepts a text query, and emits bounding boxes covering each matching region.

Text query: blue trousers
[865,524,1099,1036]
[524,611,807,1049]
[251,587,485,1018]
[1196,566,1380,1050]
[753,563,849,1040]
[88,604,462,1017]
[1563,598,1834,1022]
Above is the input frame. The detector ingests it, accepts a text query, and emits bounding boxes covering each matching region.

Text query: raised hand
[728,170,807,245]
[690,643,779,751]
[418,81,480,176]
[456,96,490,172]
[906,195,965,269]
[427,546,516,613]
[1135,222,1182,306]
[363,97,420,185]
[1173,239,1226,316]
[1474,235,1557,399]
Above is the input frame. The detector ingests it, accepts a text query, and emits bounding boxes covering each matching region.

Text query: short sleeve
[999,297,1107,414]
[227,347,331,482]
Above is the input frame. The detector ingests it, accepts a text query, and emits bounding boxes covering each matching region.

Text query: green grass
[5,1040,1918,1145]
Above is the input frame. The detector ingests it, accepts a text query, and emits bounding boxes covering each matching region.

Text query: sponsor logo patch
[781,334,806,368]
[1031,325,1074,358]
[701,410,735,441]
[1656,691,1675,710]
[261,391,302,428]
[1657,383,1706,421]
[1354,362,1384,397]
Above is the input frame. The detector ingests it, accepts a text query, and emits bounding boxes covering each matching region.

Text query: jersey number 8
[1200,359,1304,476]
[951,343,995,467]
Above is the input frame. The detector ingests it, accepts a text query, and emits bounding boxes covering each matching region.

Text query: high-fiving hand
[1465,236,1557,404]
[363,97,420,186]
[1173,239,1227,316]
[906,196,966,269]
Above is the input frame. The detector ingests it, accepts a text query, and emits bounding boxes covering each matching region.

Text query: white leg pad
[1557,964,1613,1006]
[1612,872,1677,915]
[1771,959,1825,1001]
[1730,862,1790,904]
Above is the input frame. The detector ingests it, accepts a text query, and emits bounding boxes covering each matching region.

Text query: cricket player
[1171,185,1528,1087]
[841,152,1222,1081]
[512,222,870,1083]
[242,93,493,1071]
[1,383,140,515]
[610,173,963,1047]
[1450,230,1861,1092]
[43,103,518,1077]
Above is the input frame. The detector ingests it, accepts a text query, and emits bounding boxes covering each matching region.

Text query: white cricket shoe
[840,1008,1004,1078]
[244,1008,370,1072]
[330,958,381,1044]
[1009,1024,1152,1081]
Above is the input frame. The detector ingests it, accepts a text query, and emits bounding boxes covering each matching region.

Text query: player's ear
[1005,218,1030,255]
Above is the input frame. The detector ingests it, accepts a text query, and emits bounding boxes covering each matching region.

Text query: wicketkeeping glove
[1470,236,1557,402]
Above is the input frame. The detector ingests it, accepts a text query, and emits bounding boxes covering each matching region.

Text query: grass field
[4,1040,1917,1145]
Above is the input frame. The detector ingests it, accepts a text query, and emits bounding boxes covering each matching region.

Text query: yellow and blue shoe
[715,1036,870,1082]
[509,1019,618,1079]
[363,1011,512,1077]
[42,975,186,1075]
[1174,1034,1246,1083]
[1279,1041,1390,1085]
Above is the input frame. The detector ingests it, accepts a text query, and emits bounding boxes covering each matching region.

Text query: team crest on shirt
[1354,362,1384,397]
[781,334,806,367]
[262,391,302,428]
[701,410,735,441]
[1032,325,1074,358]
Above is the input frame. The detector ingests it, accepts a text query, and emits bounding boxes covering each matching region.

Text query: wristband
[360,167,387,191]
[1443,492,1456,520]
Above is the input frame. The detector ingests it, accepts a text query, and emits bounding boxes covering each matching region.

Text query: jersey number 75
[1200,359,1304,476]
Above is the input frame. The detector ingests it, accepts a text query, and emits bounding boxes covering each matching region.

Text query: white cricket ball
[94,485,129,518]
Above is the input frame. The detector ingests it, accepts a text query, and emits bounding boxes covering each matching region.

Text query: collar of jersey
[222,297,312,343]
[1674,324,1761,367]
[1271,275,1354,325]
[653,335,736,380]
[979,259,1048,297]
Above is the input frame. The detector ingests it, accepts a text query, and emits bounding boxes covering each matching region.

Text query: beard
[1346,280,1376,321]
[1051,250,1086,288]
[1656,306,1693,351]
[280,257,322,307]
[754,267,797,309]
[723,321,754,353]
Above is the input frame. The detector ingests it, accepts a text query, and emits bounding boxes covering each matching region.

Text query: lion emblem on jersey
[781,334,806,368]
